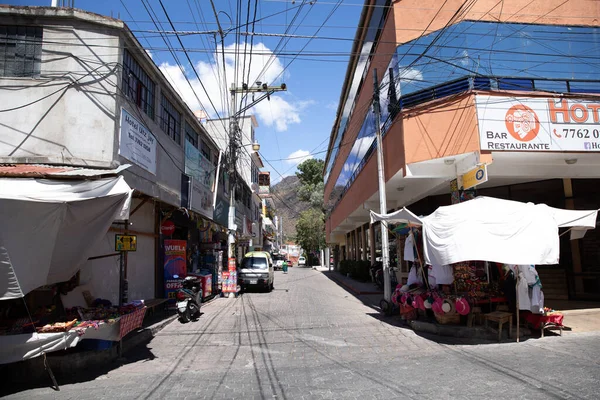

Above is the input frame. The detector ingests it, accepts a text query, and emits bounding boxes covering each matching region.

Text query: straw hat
[441,299,456,314]
[455,298,471,316]
[424,294,434,309]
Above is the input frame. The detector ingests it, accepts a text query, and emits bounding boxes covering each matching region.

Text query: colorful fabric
[526,312,564,329]
[119,307,147,339]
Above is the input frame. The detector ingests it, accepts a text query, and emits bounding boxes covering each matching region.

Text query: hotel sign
[476,95,600,152]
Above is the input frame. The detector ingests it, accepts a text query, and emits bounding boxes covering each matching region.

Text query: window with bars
[160,94,181,144]
[0,25,43,77]
[122,50,155,119]
[200,140,211,161]
[185,121,198,148]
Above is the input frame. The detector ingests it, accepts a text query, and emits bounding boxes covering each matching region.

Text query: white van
[238,251,274,292]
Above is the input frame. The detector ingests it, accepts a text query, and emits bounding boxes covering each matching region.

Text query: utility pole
[372,68,391,304]
[228,82,286,263]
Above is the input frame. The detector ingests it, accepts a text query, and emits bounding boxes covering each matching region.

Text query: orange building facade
[324,0,600,300]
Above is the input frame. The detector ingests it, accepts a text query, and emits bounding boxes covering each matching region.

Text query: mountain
[270,175,311,241]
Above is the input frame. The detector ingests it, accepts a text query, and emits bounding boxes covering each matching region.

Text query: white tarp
[0,176,132,300]
[370,207,423,226]
[371,196,598,266]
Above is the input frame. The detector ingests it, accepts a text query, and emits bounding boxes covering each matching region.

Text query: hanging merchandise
[455,297,471,316]
[430,264,453,285]
[407,265,423,286]
[404,233,415,262]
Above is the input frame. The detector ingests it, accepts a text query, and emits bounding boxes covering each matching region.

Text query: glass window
[160,94,181,144]
[185,122,198,148]
[241,256,268,270]
[123,50,155,119]
[0,25,43,77]
[394,21,600,97]
[200,140,211,161]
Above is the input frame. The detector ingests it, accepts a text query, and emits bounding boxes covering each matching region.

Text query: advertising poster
[185,140,216,218]
[222,258,238,293]
[164,239,187,306]
[476,95,600,152]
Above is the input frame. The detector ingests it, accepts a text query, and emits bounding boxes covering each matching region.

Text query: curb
[407,319,531,341]
[326,272,383,296]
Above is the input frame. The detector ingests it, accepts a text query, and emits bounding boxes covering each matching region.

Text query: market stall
[0,175,137,364]
[0,302,146,365]
[371,196,599,339]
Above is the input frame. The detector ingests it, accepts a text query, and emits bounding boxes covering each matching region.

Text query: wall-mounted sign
[476,95,600,152]
[461,164,488,190]
[160,220,175,236]
[119,108,157,174]
[189,178,213,219]
[185,140,216,217]
[115,234,137,251]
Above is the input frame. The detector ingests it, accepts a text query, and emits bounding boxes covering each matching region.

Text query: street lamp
[252,140,260,152]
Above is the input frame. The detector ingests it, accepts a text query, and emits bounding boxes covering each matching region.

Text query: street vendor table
[525,312,564,337]
[0,307,147,365]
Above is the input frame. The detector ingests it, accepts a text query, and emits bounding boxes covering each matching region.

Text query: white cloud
[285,149,313,166]
[398,66,423,83]
[158,42,305,132]
[145,50,153,60]
[350,136,375,160]
[326,101,338,111]
[460,50,470,66]
[343,163,355,173]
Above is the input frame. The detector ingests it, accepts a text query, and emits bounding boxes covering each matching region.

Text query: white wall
[0,17,120,167]
[123,199,155,302]
[79,198,156,304]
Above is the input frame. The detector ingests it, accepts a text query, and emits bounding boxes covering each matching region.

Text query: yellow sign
[461,164,488,190]
[115,234,137,252]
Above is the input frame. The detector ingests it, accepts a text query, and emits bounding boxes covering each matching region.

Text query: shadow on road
[0,338,157,397]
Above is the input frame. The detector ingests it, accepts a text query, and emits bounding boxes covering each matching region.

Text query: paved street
[5,267,600,399]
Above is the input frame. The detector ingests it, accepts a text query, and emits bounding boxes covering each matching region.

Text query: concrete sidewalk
[312,266,383,295]
[316,267,600,338]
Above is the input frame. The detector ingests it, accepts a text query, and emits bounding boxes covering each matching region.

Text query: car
[238,251,274,292]
[298,256,306,266]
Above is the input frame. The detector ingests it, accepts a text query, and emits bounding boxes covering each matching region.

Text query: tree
[296,159,325,207]
[296,158,324,186]
[295,208,326,264]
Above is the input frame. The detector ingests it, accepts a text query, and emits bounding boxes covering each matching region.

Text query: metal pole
[516,270,520,342]
[372,68,391,303]
[119,251,125,307]
[228,84,237,263]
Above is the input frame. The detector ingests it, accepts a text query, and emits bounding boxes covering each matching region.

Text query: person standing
[282,259,288,274]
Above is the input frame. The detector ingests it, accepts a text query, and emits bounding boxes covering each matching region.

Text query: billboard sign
[476,95,600,152]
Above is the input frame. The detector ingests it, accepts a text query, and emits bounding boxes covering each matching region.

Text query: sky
[11,0,363,184]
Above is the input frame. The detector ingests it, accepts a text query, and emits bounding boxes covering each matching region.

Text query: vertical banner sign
[222,258,238,294]
[164,239,187,306]
[184,140,216,219]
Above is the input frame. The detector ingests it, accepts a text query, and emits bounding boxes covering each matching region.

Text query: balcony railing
[326,75,600,217]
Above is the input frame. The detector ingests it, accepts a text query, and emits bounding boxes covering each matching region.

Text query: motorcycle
[370,261,383,286]
[174,275,202,323]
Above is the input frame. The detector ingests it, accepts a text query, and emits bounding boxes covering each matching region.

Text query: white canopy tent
[370,196,599,267]
[0,176,133,300]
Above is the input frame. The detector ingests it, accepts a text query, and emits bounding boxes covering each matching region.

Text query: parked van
[238,251,274,292]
